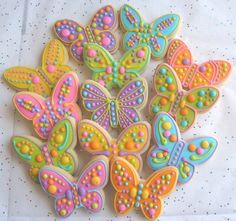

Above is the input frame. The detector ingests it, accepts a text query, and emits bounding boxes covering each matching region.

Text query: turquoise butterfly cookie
[120,4,180,60]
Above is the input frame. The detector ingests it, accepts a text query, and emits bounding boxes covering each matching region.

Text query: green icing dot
[210,90,217,97]
[181,120,188,127]
[92,203,98,209]
[159,67,167,75]
[152,106,159,113]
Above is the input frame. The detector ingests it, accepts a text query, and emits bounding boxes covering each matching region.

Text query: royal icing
[54,5,117,64]
[149,63,220,132]
[166,39,232,90]
[110,157,178,220]
[12,117,78,183]
[13,72,82,139]
[78,120,151,171]
[3,39,72,97]
[83,42,151,89]
[120,4,180,60]
[147,112,218,184]
[39,156,108,217]
[80,78,148,130]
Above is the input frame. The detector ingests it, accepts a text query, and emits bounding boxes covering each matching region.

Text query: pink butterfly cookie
[13,72,82,139]
[39,156,109,217]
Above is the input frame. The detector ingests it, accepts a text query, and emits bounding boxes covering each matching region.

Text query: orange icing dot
[90,141,100,150]
[159,98,168,105]
[167,84,175,91]
[35,154,43,162]
[188,144,196,152]
[50,150,58,157]
[169,135,177,142]
[125,141,135,150]
[187,95,195,103]
[180,108,189,116]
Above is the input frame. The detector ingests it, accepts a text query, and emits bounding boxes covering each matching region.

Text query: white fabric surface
[0,0,236,220]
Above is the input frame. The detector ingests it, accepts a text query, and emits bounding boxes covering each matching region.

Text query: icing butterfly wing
[3,67,51,97]
[166,39,231,89]
[39,166,75,217]
[76,156,109,212]
[80,80,112,130]
[54,19,87,64]
[176,86,219,131]
[78,120,112,157]
[149,63,180,116]
[147,112,181,171]
[110,157,139,215]
[47,117,77,174]
[12,136,46,182]
[116,121,151,171]
[149,14,180,60]
[176,137,218,183]
[141,167,178,220]
[89,5,117,53]
[117,78,148,129]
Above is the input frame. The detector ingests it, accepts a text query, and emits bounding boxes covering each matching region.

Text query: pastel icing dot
[47,64,56,73]
[198,90,205,97]
[163,130,170,137]
[136,49,145,58]
[152,106,159,113]
[210,90,217,97]
[50,150,58,157]
[135,81,141,87]
[87,49,97,57]
[138,131,144,137]
[101,36,111,46]
[31,167,39,176]
[169,134,177,142]
[141,189,149,199]
[91,176,101,186]
[54,134,64,143]
[35,154,43,162]
[61,156,70,165]
[59,209,67,216]
[125,141,135,150]
[197,101,203,108]
[106,66,112,74]
[103,16,112,24]
[188,144,196,152]
[182,58,190,65]
[166,77,173,84]
[90,141,100,150]
[201,140,209,148]
[86,103,92,109]
[162,121,171,130]
[159,86,166,92]
[184,166,190,173]
[159,67,167,74]
[21,144,29,154]
[98,79,105,86]
[196,148,204,155]
[181,120,188,127]
[119,66,125,74]
[187,95,195,103]
[137,98,143,104]
[32,76,40,84]
[61,29,70,37]
[149,208,156,216]
[92,203,98,209]
[130,187,137,198]
[48,184,57,194]
[199,65,206,72]
[82,91,88,97]
[82,131,88,137]
[76,46,83,55]
[118,204,127,212]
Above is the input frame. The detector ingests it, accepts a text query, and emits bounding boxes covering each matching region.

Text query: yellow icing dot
[184,166,190,173]
[61,156,70,165]
[54,134,64,144]
[162,122,171,130]
[157,152,163,158]
[48,185,57,194]
[130,187,137,198]
[21,144,30,154]
[91,176,101,186]
[59,209,67,216]
[201,141,209,148]
[141,189,149,199]
[35,154,43,162]
[78,33,84,41]
[31,167,39,177]
[117,164,122,171]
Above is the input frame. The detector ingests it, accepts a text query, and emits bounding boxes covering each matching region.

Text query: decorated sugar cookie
[83,42,151,90]
[80,78,148,130]
[12,117,78,183]
[78,120,151,171]
[54,5,118,64]
[149,63,219,132]
[120,4,180,60]
[39,156,109,217]
[166,39,232,90]
[147,112,218,184]
[110,157,178,220]
[3,39,72,97]
[13,72,82,139]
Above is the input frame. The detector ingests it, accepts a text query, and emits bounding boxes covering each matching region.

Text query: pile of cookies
[3,4,231,220]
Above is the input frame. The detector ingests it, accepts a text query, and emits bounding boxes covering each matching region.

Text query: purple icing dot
[65,190,73,200]
[151,152,156,158]
[78,187,86,196]
[199,65,206,72]
[182,58,190,65]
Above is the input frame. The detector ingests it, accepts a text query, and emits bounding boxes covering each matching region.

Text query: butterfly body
[14,72,82,139]
[166,39,231,89]
[147,112,218,184]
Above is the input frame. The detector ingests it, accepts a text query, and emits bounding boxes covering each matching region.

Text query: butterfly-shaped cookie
[39,156,109,217]
[110,157,178,220]
[12,117,78,183]
[149,63,220,132]
[80,78,148,130]
[147,112,218,184]
[13,72,82,139]
[3,39,72,97]
[83,43,151,89]
[120,4,180,60]
[78,120,151,171]
[54,5,117,64]
[166,39,232,90]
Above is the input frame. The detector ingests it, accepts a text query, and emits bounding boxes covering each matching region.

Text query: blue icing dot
[86,103,92,109]
[135,202,140,207]
[135,81,142,87]
[159,86,166,92]
[93,115,98,120]
[166,77,173,84]
[152,106,159,113]
[85,84,90,89]
[197,101,203,108]
[138,88,144,93]
[113,67,117,72]
[138,183,144,189]
[137,98,143,104]
[210,90,217,97]
[181,120,188,127]
[82,91,88,97]
[136,196,141,201]
[112,79,118,83]
[159,67,167,75]
[134,116,139,122]
[198,90,205,97]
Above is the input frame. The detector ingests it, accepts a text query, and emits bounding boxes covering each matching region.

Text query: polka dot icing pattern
[13,72,82,139]
[166,39,232,90]
[80,78,148,130]
[3,39,72,97]
[11,117,78,183]
[54,5,117,64]
[147,112,218,184]
[39,156,108,217]
[110,157,178,220]
[78,120,151,171]
[149,63,220,132]
[83,42,151,90]
[120,4,180,60]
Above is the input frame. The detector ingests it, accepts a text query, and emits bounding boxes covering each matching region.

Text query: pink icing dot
[118,204,127,212]
[101,36,111,46]
[84,142,89,147]
[103,16,112,25]
[161,185,167,191]
[61,29,70,37]
[149,208,155,216]
[32,76,40,84]
[135,143,140,148]
[117,176,122,181]
[196,148,204,155]
[82,131,88,137]
[98,79,105,86]
[47,64,56,73]
[106,66,112,74]
[76,46,83,55]
[138,131,144,137]
[136,49,145,58]
[163,130,170,138]
[119,66,125,74]
[87,49,96,57]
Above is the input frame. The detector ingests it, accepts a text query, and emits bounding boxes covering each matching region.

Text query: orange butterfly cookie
[78,120,151,171]
[166,39,231,90]
[110,157,178,220]
[3,39,72,97]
